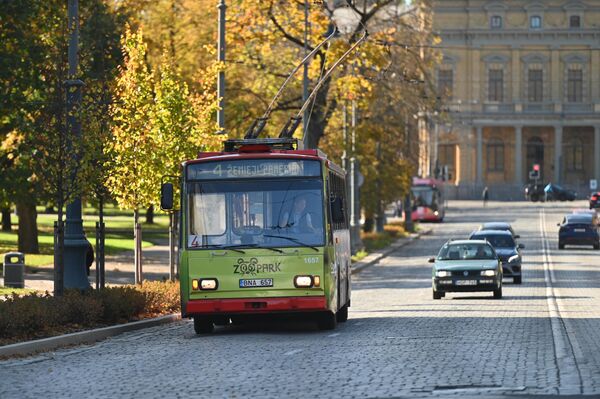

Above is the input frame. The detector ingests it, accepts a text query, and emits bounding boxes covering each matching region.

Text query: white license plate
[239,278,273,288]
[455,280,477,286]
[574,229,586,232]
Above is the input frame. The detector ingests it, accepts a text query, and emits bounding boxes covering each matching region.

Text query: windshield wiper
[263,234,319,252]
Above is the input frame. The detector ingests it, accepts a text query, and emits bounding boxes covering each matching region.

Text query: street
[1,201,599,398]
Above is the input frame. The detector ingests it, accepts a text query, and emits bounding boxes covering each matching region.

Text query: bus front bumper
[184,296,327,317]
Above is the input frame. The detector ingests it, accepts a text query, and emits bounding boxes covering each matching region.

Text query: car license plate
[455,280,477,286]
[239,278,273,288]
[574,228,586,232]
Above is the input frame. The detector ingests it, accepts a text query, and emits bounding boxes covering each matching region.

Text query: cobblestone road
[1,201,599,398]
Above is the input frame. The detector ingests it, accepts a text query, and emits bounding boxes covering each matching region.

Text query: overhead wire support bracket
[279,28,369,139]
[244,26,339,140]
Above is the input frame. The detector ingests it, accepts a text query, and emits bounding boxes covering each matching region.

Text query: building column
[554,125,563,183]
[515,126,523,184]
[476,126,483,184]
[595,126,600,182]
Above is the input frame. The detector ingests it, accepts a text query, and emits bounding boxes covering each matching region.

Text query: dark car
[469,230,524,284]
[430,240,503,299]
[477,222,520,239]
[558,214,600,250]
[545,183,577,201]
[590,192,600,209]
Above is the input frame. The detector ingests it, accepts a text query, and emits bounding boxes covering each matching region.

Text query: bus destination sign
[187,159,321,180]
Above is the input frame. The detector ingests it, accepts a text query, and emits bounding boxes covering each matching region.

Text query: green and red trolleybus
[161,138,351,334]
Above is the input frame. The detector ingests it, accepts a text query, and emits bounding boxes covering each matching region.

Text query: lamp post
[63,0,89,290]
[217,0,226,133]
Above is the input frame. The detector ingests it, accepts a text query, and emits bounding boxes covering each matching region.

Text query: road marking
[283,349,303,356]
[327,333,340,338]
[540,209,583,395]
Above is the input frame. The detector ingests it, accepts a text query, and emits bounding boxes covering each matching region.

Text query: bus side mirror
[161,182,174,211]
[331,197,345,223]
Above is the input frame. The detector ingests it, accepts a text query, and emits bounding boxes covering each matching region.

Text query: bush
[0,281,180,345]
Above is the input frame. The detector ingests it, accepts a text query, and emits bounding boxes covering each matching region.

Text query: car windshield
[438,243,496,260]
[472,234,515,248]
[187,179,325,249]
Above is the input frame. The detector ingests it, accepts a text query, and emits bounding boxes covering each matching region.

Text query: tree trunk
[145,205,154,224]
[1,207,11,232]
[17,202,39,253]
[363,216,374,233]
[304,77,334,149]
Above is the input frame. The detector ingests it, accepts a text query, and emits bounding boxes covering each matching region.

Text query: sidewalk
[0,242,171,292]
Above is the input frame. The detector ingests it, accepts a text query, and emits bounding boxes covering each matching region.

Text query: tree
[106,27,157,282]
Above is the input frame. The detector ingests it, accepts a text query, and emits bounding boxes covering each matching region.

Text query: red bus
[410,177,446,222]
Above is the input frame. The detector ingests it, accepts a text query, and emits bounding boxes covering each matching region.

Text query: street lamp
[63,0,90,291]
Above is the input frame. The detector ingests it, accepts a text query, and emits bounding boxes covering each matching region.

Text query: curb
[0,313,181,358]
[351,228,432,275]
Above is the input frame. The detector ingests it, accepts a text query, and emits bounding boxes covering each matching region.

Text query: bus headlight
[294,275,313,288]
[480,270,496,277]
[199,279,218,290]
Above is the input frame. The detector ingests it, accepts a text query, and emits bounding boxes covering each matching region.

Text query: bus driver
[279,196,315,233]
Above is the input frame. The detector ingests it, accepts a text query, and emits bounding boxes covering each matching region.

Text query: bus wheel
[336,305,349,323]
[193,316,214,334]
[317,312,337,330]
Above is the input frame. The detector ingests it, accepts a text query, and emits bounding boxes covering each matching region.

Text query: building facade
[432,0,600,199]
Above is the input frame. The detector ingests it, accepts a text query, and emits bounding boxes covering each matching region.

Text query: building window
[567,69,583,102]
[528,69,543,102]
[438,69,453,99]
[565,138,584,171]
[487,139,504,172]
[490,15,503,29]
[569,15,581,28]
[530,16,542,29]
[488,69,504,102]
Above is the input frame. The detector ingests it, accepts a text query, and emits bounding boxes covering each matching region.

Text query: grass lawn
[0,286,37,296]
[1,204,169,268]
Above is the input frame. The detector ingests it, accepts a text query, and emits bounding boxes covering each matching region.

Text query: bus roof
[184,138,345,176]
[412,177,444,187]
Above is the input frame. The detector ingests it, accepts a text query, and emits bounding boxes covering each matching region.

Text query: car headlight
[480,270,496,277]
[508,255,520,263]
[436,270,451,278]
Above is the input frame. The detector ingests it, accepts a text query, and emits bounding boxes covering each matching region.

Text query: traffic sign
[591,179,598,190]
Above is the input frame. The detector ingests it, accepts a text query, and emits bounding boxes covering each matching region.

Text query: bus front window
[411,187,438,209]
[187,179,325,249]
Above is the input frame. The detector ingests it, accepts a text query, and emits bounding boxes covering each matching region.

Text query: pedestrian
[482,186,489,207]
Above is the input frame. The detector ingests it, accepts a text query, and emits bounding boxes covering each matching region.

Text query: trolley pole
[217,0,226,133]
[302,0,310,146]
[63,0,89,290]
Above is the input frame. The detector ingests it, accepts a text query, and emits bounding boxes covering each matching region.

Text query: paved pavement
[1,200,599,398]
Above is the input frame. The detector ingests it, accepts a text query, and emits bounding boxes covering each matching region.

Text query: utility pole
[63,0,89,290]
[349,99,363,253]
[217,0,226,133]
[302,0,310,148]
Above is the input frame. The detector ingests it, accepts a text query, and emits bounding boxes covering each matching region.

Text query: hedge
[0,281,180,345]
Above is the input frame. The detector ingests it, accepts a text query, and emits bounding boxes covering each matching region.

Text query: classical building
[432,0,600,199]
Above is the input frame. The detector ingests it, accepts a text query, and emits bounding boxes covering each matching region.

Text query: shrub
[0,282,180,344]
[137,280,180,316]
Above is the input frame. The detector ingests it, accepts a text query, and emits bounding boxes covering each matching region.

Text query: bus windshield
[411,186,438,208]
[187,179,325,249]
